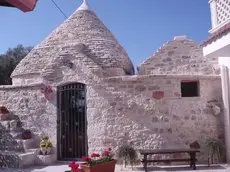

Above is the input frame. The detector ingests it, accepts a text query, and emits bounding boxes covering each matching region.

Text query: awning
[0,0,38,12]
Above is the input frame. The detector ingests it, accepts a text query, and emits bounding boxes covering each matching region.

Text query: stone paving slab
[0,164,229,172]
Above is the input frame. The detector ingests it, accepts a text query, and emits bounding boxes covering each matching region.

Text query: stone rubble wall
[0,74,224,163]
[100,75,223,162]
[138,40,220,75]
[0,85,55,142]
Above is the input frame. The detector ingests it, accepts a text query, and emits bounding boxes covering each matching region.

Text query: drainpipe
[220,65,230,163]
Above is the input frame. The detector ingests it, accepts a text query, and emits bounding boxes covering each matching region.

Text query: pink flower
[108,148,112,151]
[68,161,80,172]
[82,156,92,162]
[91,153,100,158]
[104,150,110,156]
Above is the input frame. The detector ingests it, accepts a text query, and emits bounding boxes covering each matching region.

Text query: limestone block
[11,132,22,139]
[0,113,12,121]
[9,120,23,132]
[35,153,57,166]
[0,121,10,130]
[26,148,41,155]
[22,138,38,149]
[19,152,35,168]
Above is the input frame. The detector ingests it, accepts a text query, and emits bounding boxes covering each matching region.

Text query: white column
[219,57,230,163]
[220,65,230,163]
[209,0,218,29]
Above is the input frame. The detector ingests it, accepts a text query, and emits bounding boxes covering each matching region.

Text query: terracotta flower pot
[81,160,116,172]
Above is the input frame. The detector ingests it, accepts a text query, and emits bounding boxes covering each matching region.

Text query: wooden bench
[140,148,200,172]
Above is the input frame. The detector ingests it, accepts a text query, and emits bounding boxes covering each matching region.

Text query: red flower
[91,153,100,158]
[104,150,110,156]
[82,156,92,162]
[68,161,80,172]
[108,148,112,151]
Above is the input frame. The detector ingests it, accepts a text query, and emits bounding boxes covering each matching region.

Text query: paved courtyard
[0,164,229,172]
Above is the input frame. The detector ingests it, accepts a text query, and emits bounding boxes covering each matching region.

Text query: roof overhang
[203,31,230,58]
[0,0,37,12]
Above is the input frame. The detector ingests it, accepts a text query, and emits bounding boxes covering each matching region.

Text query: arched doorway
[57,83,87,160]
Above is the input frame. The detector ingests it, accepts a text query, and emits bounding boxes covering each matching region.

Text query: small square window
[181,81,199,97]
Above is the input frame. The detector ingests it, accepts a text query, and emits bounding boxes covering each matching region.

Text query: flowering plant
[68,161,82,172]
[82,148,114,167]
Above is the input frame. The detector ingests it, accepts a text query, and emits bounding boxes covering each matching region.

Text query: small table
[140,148,200,172]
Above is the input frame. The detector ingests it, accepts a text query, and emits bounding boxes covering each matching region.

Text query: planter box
[81,160,116,172]
[35,153,57,165]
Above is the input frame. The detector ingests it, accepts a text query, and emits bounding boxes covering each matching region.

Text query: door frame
[57,82,88,161]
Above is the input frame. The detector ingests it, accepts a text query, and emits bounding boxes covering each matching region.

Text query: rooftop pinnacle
[77,0,91,11]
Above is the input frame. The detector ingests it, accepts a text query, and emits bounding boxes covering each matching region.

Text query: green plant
[40,136,53,155]
[118,144,138,168]
[40,141,46,148]
[47,141,53,148]
[40,138,53,148]
[205,138,224,165]
[42,136,49,140]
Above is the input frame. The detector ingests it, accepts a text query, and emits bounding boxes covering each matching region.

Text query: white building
[203,0,230,163]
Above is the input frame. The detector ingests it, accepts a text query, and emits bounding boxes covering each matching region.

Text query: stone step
[35,153,57,166]
[18,152,36,168]
[16,138,40,150]
[26,148,40,155]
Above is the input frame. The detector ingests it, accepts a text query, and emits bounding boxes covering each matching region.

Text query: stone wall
[0,85,56,142]
[99,75,223,162]
[138,39,220,75]
[0,74,224,163]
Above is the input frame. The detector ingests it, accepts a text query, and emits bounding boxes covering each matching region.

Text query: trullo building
[0,0,229,168]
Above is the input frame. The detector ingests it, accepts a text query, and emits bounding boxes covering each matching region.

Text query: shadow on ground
[132,165,226,171]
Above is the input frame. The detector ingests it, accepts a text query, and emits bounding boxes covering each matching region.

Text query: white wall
[203,32,230,58]
[219,57,230,163]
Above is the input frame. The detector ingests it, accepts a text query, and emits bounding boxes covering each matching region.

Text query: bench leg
[143,154,148,172]
[189,152,196,170]
[192,153,196,170]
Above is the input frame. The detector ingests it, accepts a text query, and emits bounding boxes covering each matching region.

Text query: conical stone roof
[12,0,134,81]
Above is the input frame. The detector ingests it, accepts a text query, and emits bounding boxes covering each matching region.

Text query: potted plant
[40,136,53,155]
[22,129,32,139]
[117,144,138,169]
[67,161,83,172]
[67,148,116,172]
[205,138,225,166]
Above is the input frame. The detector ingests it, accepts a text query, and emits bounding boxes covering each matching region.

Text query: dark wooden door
[57,83,87,160]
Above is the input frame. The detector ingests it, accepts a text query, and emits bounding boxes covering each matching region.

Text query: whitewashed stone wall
[0,74,223,163]
[0,85,56,141]
[138,39,220,75]
[1,1,224,165]
[99,75,223,162]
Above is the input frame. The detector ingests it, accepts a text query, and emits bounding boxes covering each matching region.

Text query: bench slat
[141,158,194,163]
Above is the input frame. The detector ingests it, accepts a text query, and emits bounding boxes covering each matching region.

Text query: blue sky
[0,0,211,67]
